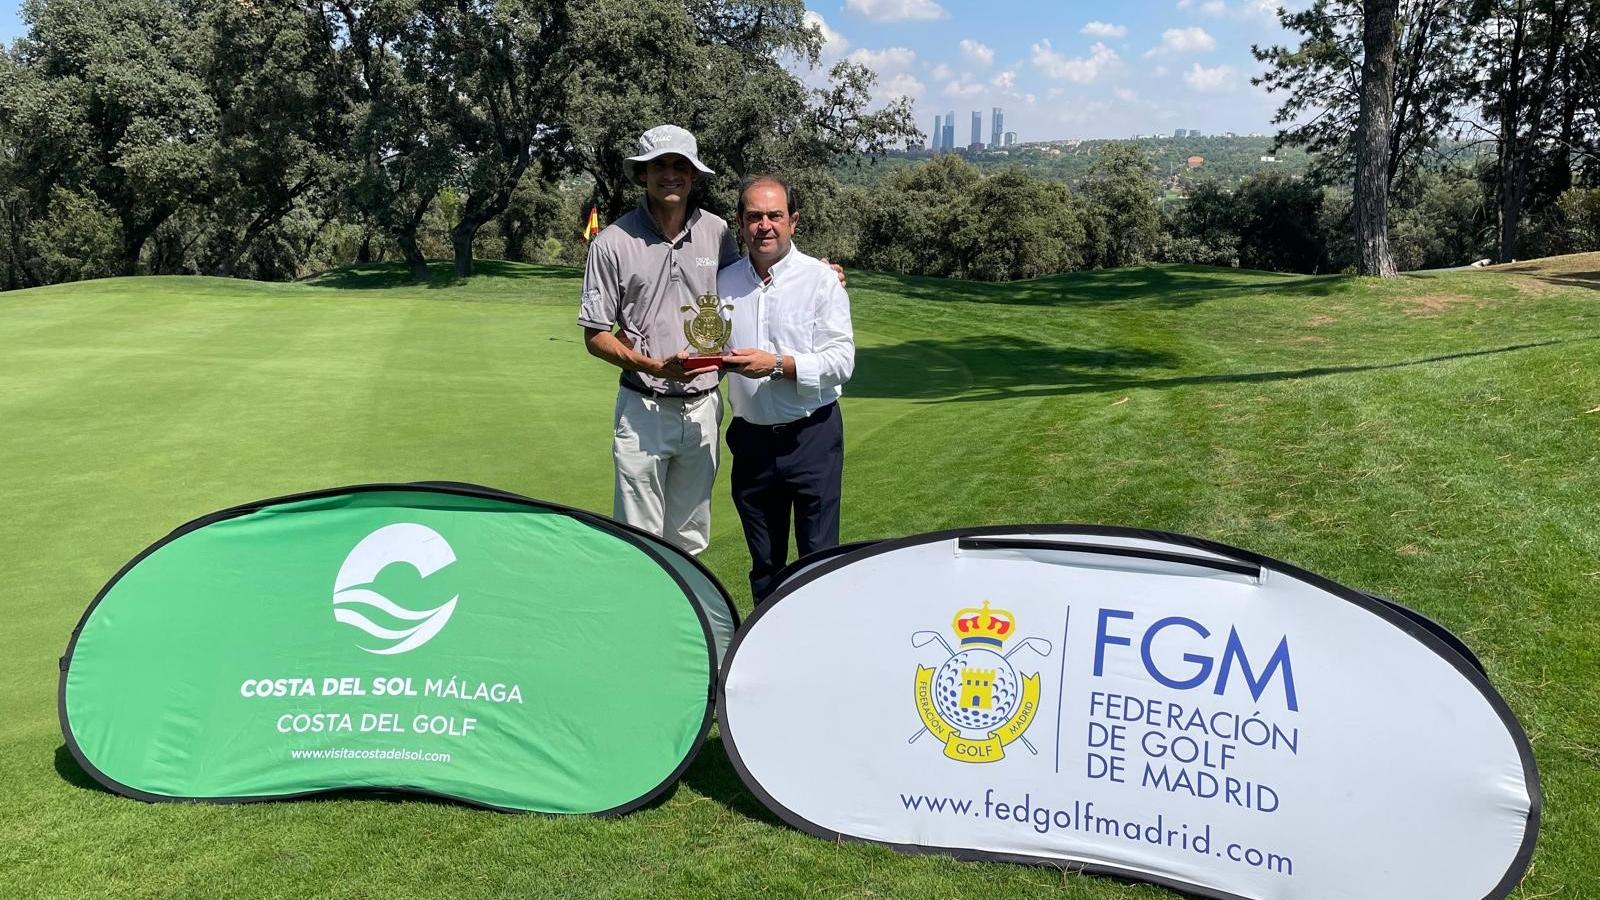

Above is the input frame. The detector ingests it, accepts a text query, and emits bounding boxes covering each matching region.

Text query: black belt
[620,375,715,400]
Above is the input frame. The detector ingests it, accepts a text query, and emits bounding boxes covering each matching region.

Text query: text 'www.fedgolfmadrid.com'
[899,789,1293,876]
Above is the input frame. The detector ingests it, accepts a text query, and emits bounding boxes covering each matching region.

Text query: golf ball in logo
[934,649,1019,734]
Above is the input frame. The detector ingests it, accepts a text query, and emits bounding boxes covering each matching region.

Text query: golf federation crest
[911,601,1050,763]
[681,293,733,355]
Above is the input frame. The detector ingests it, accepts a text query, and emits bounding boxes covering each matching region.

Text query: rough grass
[1,258,1596,899]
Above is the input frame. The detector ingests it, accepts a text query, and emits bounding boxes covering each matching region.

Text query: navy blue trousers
[727,402,843,602]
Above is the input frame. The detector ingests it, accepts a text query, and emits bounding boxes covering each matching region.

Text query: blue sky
[0,1,1301,142]
[800,0,1301,141]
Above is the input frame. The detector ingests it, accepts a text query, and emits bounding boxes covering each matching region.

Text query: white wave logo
[332,523,458,655]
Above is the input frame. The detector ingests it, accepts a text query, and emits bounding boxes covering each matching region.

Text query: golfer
[578,125,738,555]
[719,175,855,600]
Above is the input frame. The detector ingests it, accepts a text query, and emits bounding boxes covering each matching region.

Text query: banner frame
[717,523,1541,900]
[59,481,733,816]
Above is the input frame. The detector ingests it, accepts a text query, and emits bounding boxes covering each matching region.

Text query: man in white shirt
[719,176,856,601]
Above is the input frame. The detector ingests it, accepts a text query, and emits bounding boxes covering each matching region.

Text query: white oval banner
[718,527,1538,900]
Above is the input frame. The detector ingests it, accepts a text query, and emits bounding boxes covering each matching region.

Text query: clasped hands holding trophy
[637,293,775,383]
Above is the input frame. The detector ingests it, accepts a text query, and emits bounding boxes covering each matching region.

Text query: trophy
[681,293,733,370]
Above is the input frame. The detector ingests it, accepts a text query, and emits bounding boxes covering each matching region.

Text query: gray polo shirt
[579,202,740,396]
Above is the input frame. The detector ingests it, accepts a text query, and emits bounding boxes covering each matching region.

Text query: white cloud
[991,70,1016,91]
[942,79,985,98]
[1238,0,1281,19]
[882,72,926,101]
[1115,87,1138,102]
[960,39,994,67]
[803,10,848,60]
[1031,40,1119,84]
[849,46,918,71]
[1177,0,1195,7]
[930,62,953,81]
[1081,21,1127,38]
[1152,65,1170,77]
[844,0,948,23]
[1184,62,1236,92]
[1146,27,1217,56]
[842,47,922,107]
[1200,0,1227,14]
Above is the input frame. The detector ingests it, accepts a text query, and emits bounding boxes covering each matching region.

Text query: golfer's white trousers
[612,386,722,556]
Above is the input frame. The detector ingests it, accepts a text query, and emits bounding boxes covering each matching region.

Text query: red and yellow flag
[582,206,600,242]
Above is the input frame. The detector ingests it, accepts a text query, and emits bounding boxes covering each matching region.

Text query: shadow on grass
[302,259,581,291]
[55,745,109,794]
[679,734,784,827]
[56,736,784,825]
[857,335,1598,403]
[851,336,1180,400]
[855,264,1345,309]
[1519,271,1600,292]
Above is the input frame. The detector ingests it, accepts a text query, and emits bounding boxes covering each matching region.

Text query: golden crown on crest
[952,600,1014,647]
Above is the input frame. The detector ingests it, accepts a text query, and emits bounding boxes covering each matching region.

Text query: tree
[1355,0,1400,275]
[197,0,348,278]
[853,154,980,277]
[11,0,216,275]
[1254,0,1471,194]
[407,0,574,277]
[328,0,456,282]
[561,0,914,224]
[1467,0,1590,261]
[958,169,1084,281]
[1163,180,1243,267]
[1081,144,1161,269]
[496,175,568,263]
[1236,171,1331,273]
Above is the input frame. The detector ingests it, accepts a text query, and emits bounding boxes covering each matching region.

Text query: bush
[26,189,123,284]
[1555,188,1600,252]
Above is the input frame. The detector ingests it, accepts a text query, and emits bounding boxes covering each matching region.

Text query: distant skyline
[1,1,1305,143]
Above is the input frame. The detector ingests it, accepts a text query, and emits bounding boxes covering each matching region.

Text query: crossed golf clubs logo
[910,601,1052,763]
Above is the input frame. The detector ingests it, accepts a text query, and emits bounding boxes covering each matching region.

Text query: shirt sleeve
[790,274,855,399]
[718,225,741,270]
[577,240,619,330]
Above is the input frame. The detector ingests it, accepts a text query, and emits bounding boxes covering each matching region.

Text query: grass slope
[1,259,1596,899]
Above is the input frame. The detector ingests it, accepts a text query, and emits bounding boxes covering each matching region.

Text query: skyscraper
[933,115,943,150]
[991,107,1004,148]
[970,110,982,148]
[942,109,955,154]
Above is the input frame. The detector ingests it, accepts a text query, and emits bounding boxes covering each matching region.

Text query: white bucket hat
[626,125,716,182]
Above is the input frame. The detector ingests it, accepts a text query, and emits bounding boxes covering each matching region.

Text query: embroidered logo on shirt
[694,257,717,267]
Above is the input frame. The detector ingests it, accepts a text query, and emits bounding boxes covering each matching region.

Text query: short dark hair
[737,175,798,220]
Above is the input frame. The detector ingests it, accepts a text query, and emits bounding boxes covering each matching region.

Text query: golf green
[1,259,1595,898]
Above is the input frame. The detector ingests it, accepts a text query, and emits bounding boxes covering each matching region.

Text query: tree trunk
[212,177,316,277]
[452,155,531,279]
[501,213,527,262]
[1499,167,1526,261]
[1355,0,1400,277]
[451,222,476,279]
[357,233,372,264]
[394,194,434,282]
[396,231,430,282]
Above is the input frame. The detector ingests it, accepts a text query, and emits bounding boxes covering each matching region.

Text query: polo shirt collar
[637,198,700,243]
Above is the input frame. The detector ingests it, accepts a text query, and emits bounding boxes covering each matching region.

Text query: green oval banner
[60,483,728,814]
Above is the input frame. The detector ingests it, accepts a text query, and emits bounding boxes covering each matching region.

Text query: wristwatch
[767,358,785,381]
